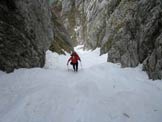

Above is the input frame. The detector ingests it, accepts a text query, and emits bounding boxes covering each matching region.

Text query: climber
[67,51,81,72]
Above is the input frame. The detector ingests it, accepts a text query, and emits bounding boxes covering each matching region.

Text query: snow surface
[0,45,162,122]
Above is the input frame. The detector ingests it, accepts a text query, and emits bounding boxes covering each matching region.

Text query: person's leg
[76,62,78,72]
[72,64,75,71]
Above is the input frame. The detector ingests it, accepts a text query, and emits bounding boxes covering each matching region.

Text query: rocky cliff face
[50,1,73,54]
[0,0,53,72]
[101,0,162,80]
[58,0,162,79]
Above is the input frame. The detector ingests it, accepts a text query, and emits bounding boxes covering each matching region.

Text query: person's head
[71,51,76,56]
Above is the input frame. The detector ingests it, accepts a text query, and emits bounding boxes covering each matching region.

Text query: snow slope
[0,45,162,122]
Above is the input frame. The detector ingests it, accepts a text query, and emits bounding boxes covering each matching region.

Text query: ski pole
[80,61,82,69]
[67,64,69,71]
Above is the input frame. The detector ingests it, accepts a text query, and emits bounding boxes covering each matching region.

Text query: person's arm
[78,56,81,62]
[75,53,81,61]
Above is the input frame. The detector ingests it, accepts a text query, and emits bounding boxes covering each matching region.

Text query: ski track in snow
[0,45,162,122]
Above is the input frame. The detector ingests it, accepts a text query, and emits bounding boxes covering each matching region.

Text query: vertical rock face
[0,0,53,72]
[139,0,162,80]
[58,0,162,80]
[102,0,162,79]
[59,0,123,49]
[61,0,80,45]
[50,1,73,54]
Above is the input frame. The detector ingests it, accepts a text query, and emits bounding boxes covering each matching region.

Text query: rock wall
[101,0,162,79]
[0,0,53,72]
[50,1,73,54]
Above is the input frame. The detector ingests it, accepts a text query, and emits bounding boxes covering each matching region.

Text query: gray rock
[0,0,53,72]
[50,3,73,54]
[143,33,162,79]
[106,0,162,79]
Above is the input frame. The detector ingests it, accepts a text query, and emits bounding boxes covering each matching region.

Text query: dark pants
[71,62,78,72]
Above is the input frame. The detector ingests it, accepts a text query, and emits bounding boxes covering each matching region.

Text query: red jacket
[68,52,81,64]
